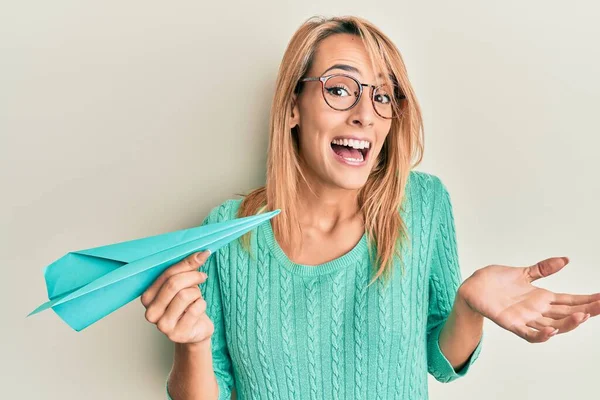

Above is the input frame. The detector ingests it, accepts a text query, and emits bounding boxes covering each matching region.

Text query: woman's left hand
[458,256,600,343]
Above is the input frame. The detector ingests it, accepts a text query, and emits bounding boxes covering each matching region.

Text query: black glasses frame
[298,73,406,119]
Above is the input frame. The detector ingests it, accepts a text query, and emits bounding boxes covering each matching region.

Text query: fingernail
[550,328,559,336]
[195,252,204,263]
[583,313,591,322]
[201,272,208,280]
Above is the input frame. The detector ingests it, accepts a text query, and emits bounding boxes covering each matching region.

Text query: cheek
[298,88,343,127]
[297,112,343,149]
[373,130,391,157]
[301,107,339,132]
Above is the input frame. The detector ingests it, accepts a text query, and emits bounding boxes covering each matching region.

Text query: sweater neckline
[261,219,368,276]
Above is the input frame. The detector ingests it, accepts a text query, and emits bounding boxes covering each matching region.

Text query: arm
[438,288,484,371]
[167,341,219,400]
[426,176,483,383]
[166,204,236,399]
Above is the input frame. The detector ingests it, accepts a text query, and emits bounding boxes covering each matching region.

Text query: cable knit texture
[166,171,483,400]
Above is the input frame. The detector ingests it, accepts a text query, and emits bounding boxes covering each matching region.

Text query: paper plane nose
[198,209,280,254]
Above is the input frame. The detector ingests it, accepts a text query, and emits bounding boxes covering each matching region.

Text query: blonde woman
[141,15,599,400]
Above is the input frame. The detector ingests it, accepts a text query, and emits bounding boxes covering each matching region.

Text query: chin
[331,175,369,190]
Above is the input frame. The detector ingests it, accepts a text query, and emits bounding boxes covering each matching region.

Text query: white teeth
[331,138,371,149]
[342,154,364,162]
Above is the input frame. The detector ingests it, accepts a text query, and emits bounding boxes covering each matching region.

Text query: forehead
[311,33,386,80]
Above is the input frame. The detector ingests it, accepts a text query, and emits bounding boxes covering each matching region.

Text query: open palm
[459,256,600,343]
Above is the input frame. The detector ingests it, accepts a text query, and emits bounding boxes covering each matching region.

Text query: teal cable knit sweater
[166,171,483,399]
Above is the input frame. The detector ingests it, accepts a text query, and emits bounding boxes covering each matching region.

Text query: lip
[330,143,369,167]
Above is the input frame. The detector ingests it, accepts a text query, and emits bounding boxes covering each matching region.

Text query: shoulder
[407,170,454,222]
[201,198,244,226]
[407,170,447,200]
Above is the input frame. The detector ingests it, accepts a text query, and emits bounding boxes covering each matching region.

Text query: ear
[289,94,300,128]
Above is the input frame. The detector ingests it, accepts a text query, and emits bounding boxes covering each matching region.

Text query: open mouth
[330,138,371,164]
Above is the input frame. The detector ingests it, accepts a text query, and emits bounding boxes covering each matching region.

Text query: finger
[543,304,572,319]
[170,299,212,343]
[144,271,207,324]
[527,312,589,334]
[525,256,569,283]
[543,301,600,319]
[552,292,600,306]
[513,323,557,343]
[155,287,203,334]
[141,250,211,307]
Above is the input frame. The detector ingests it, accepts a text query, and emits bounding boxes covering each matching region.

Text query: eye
[326,85,352,97]
[374,92,392,104]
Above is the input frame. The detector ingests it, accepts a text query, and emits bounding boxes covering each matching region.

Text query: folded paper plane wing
[28,209,280,331]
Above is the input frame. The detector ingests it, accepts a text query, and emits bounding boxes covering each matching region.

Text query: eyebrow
[321,63,386,79]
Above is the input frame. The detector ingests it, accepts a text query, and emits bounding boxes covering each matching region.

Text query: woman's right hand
[141,250,214,346]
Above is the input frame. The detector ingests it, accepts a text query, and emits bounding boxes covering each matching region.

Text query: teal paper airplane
[28,209,280,331]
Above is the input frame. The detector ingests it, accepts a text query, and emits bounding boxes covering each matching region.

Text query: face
[289,33,393,191]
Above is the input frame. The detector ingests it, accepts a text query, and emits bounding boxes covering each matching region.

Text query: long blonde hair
[237,15,424,286]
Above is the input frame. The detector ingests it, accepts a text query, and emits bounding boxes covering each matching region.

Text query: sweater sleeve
[426,177,483,383]
[166,202,235,399]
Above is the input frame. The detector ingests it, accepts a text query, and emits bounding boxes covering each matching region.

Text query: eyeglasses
[297,73,406,119]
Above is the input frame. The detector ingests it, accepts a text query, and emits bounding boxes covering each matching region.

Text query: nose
[348,87,375,127]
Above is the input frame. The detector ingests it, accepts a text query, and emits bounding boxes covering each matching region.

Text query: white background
[2,1,599,399]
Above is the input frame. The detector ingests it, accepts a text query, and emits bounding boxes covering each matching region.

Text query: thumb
[190,250,211,269]
[526,256,569,282]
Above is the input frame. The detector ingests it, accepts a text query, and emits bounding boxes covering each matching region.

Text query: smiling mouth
[330,139,371,163]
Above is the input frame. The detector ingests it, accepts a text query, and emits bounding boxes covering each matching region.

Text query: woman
[141,15,599,400]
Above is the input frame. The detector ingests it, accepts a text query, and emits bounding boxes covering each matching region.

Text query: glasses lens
[323,75,360,110]
[373,84,397,119]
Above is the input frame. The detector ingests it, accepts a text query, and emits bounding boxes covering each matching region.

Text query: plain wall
[2,1,599,399]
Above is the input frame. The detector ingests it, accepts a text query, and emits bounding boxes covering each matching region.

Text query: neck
[295,177,362,234]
